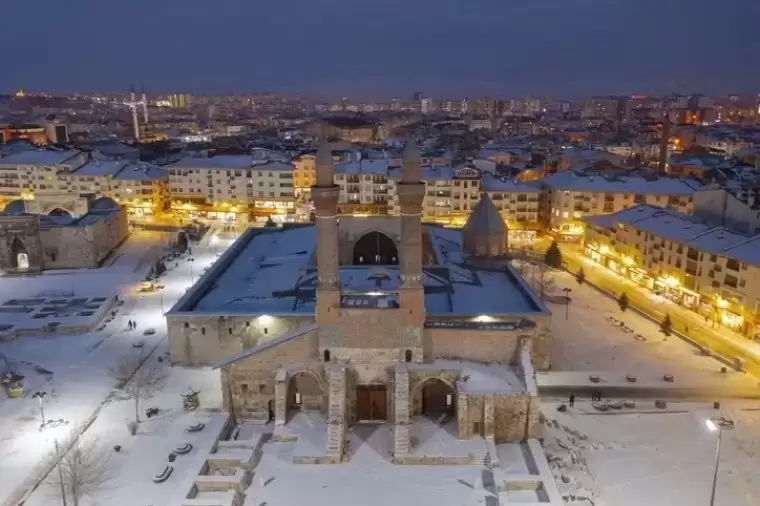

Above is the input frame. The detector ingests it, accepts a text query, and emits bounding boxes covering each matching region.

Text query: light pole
[562,288,572,320]
[190,264,194,284]
[159,293,165,315]
[33,391,47,430]
[705,416,734,506]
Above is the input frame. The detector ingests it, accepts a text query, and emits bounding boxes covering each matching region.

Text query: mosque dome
[463,194,508,257]
[89,196,119,212]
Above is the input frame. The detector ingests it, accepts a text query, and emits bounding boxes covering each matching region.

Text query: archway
[353,231,398,265]
[48,208,72,218]
[286,370,325,421]
[10,237,29,270]
[419,378,455,418]
[176,231,189,252]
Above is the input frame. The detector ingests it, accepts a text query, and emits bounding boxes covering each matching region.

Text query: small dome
[1,199,27,215]
[89,197,119,211]
[464,194,507,235]
[463,194,509,257]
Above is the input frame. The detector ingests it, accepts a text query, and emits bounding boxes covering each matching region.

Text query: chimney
[130,85,140,142]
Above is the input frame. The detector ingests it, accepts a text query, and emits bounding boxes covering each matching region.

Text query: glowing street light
[705,417,735,506]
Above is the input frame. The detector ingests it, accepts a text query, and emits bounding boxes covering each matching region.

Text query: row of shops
[584,243,751,336]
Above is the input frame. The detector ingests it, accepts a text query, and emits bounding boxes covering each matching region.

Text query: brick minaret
[311,142,341,325]
[397,138,426,328]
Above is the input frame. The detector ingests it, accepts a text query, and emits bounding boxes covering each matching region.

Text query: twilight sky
[2,0,759,98]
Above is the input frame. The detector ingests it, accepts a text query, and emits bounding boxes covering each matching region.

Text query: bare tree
[109,354,168,424]
[47,437,112,506]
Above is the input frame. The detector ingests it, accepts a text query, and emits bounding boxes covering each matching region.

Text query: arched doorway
[176,231,189,251]
[287,371,325,420]
[10,237,29,270]
[420,378,455,418]
[48,208,72,218]
[353,231,398,265]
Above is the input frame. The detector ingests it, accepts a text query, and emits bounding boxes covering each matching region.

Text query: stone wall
[457,392,538,443]
[427,328,523,364]
[221,330,319,418]
[408,369,459,416]
[40,208,128,269]
[168,314,313,366]
[0,215,43,272]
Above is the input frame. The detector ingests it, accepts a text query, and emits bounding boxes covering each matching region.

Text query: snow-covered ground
[250,424,491,506]
[0,228,235,506]
[548,271,736,377]
[543,400,760,506]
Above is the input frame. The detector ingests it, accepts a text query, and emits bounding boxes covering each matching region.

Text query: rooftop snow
[0,149,82,166]
[178,224,545,316]
[334,159,388,175]
[481,173,541,192]
[543,171,700,195]
[167,155,253,170]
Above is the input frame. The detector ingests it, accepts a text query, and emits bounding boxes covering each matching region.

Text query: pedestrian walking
[569,393,575,408]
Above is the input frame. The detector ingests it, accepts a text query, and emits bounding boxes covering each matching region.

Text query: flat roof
[167,155,253,170]
[171,224,546,317]
[544,171,700,195]
[0,149,81,166]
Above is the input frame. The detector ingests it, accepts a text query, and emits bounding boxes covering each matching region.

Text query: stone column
[274,378,287,426]
[393,365,411,460]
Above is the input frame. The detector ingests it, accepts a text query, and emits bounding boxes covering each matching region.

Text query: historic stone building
[167,141,552,462]
[0,195,128,273]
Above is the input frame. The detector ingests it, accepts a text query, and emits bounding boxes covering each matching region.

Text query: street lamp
[33,391,47,430]
[562,288,572,320]
[705,416,735,506]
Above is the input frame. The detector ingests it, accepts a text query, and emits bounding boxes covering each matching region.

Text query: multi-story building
[387,166,541,237]
[584,204,760,338]
[0,149,169,217]
[293,153,316,197]
[692,186,760,235]
[333,158,389,215]
[166,155,296,223]
[542,171,700,240]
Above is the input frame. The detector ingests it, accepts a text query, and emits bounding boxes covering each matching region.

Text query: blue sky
[2,0,759,98]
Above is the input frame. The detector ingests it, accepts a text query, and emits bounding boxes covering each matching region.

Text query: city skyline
[2,0,759,98]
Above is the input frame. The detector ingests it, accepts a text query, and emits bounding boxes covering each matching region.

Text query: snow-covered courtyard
[547,271,743,378]
[543,400,760,506]
[0,228,234,506]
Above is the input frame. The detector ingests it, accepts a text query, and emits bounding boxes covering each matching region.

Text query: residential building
[333,158,389,215]
[692,186,760,235]
[542,171,700,239]
[166,155,296,223]
[584,204,760,338]
[0,149,169,218]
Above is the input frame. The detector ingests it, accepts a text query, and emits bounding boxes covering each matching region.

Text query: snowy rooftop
[0,149,82,166]
[586,204,760,264]
[481,173,541,192]
[171,225,546,317]
[543,171,700,195]
[409,359,525,394]
[334,158,388,175]
[72,160,167,180]
[167,155,254,170]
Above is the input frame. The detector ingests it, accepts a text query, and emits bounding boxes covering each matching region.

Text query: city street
[556,244,760,376]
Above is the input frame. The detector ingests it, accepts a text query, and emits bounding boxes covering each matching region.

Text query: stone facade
[0,197,128,273]
[183,141,552,464]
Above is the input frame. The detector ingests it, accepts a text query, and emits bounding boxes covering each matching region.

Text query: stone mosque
[167,140,553,463]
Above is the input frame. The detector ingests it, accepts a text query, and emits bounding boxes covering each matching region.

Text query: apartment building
[542,171,700,239]
[166,155,296,223]
[693,186,760,235]
[0,149,168,217]
[386,165,541,236]
[333,158,389,215]
[293,153,316,196]
[584,204,760,338]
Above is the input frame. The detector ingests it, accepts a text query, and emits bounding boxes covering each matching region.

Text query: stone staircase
[325,363,347,463]
[470,450,492,468]
[393,366,411,459]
